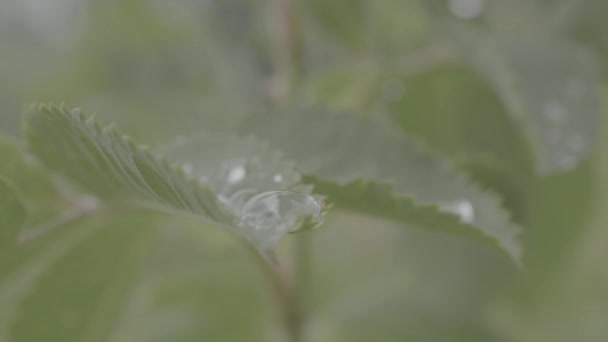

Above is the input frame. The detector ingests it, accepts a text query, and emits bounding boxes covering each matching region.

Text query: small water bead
[182,163,193,176]
[226,165,246,184]
[273,174,284,184]
[448,0,485,20]
[76,194,100,212]
[440,199,475,224]
[217,194,229,205]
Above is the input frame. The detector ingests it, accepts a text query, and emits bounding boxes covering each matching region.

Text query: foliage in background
[0,0,606,341]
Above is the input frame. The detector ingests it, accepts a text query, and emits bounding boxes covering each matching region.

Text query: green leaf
[465,32,601,174]
[390,66,533,173]
[388,66,535,220]
[0,137,62,226]
[24,104,326,254]
[0,210,270,342]
[242,109,522,264]
[305,0,429,51]
[0,177,26,247]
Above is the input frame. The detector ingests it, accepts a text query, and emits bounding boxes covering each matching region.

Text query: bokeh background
[1,0,607,341]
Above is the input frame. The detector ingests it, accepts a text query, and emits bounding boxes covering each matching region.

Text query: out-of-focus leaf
[562,0,608,62]
[0,137,62,228]
[0,210,270,342]
[389,66,535,220]
[304,211,512,342]
[25,104,326,254]
[492,159,604,342]
[243,108,522,264]
[0,177,26,247]
[0,138,59,202]
[464,31,601,174]
[390,66,532,173]
[305,0,429,51]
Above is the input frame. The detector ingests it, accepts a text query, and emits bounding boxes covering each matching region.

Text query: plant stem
[293,232,312,334]
[269,0,303,106]
[253,249,303,342]
[268,1,309,341]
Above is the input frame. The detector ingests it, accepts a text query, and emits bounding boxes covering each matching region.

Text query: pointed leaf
[389,66,535,220]
[243,109,522,264]
[156,133,328,250]
[24,104,326,253]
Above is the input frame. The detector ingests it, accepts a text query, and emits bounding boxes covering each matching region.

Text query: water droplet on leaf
[227,165,246,184]
[182,163,193,176]
[440,199,475,223]
[273,174,284,183]
[237,191,325,251]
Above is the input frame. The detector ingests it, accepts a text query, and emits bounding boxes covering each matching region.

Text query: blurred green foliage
[1,0,607,341]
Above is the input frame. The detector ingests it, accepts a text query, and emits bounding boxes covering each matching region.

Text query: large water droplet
[440,199,475,223]
[448,0,485,20]
[226,165,246,184]
[223,189,257,213]
[237,191,324,251]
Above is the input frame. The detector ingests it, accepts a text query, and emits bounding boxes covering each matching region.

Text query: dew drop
[440,199,475,223]
[182,163,193,176]
[227,166,246,184]
[448,0,485,20]
[273,174,284,183]
[76,194,100,212]
[217,194,228,204]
